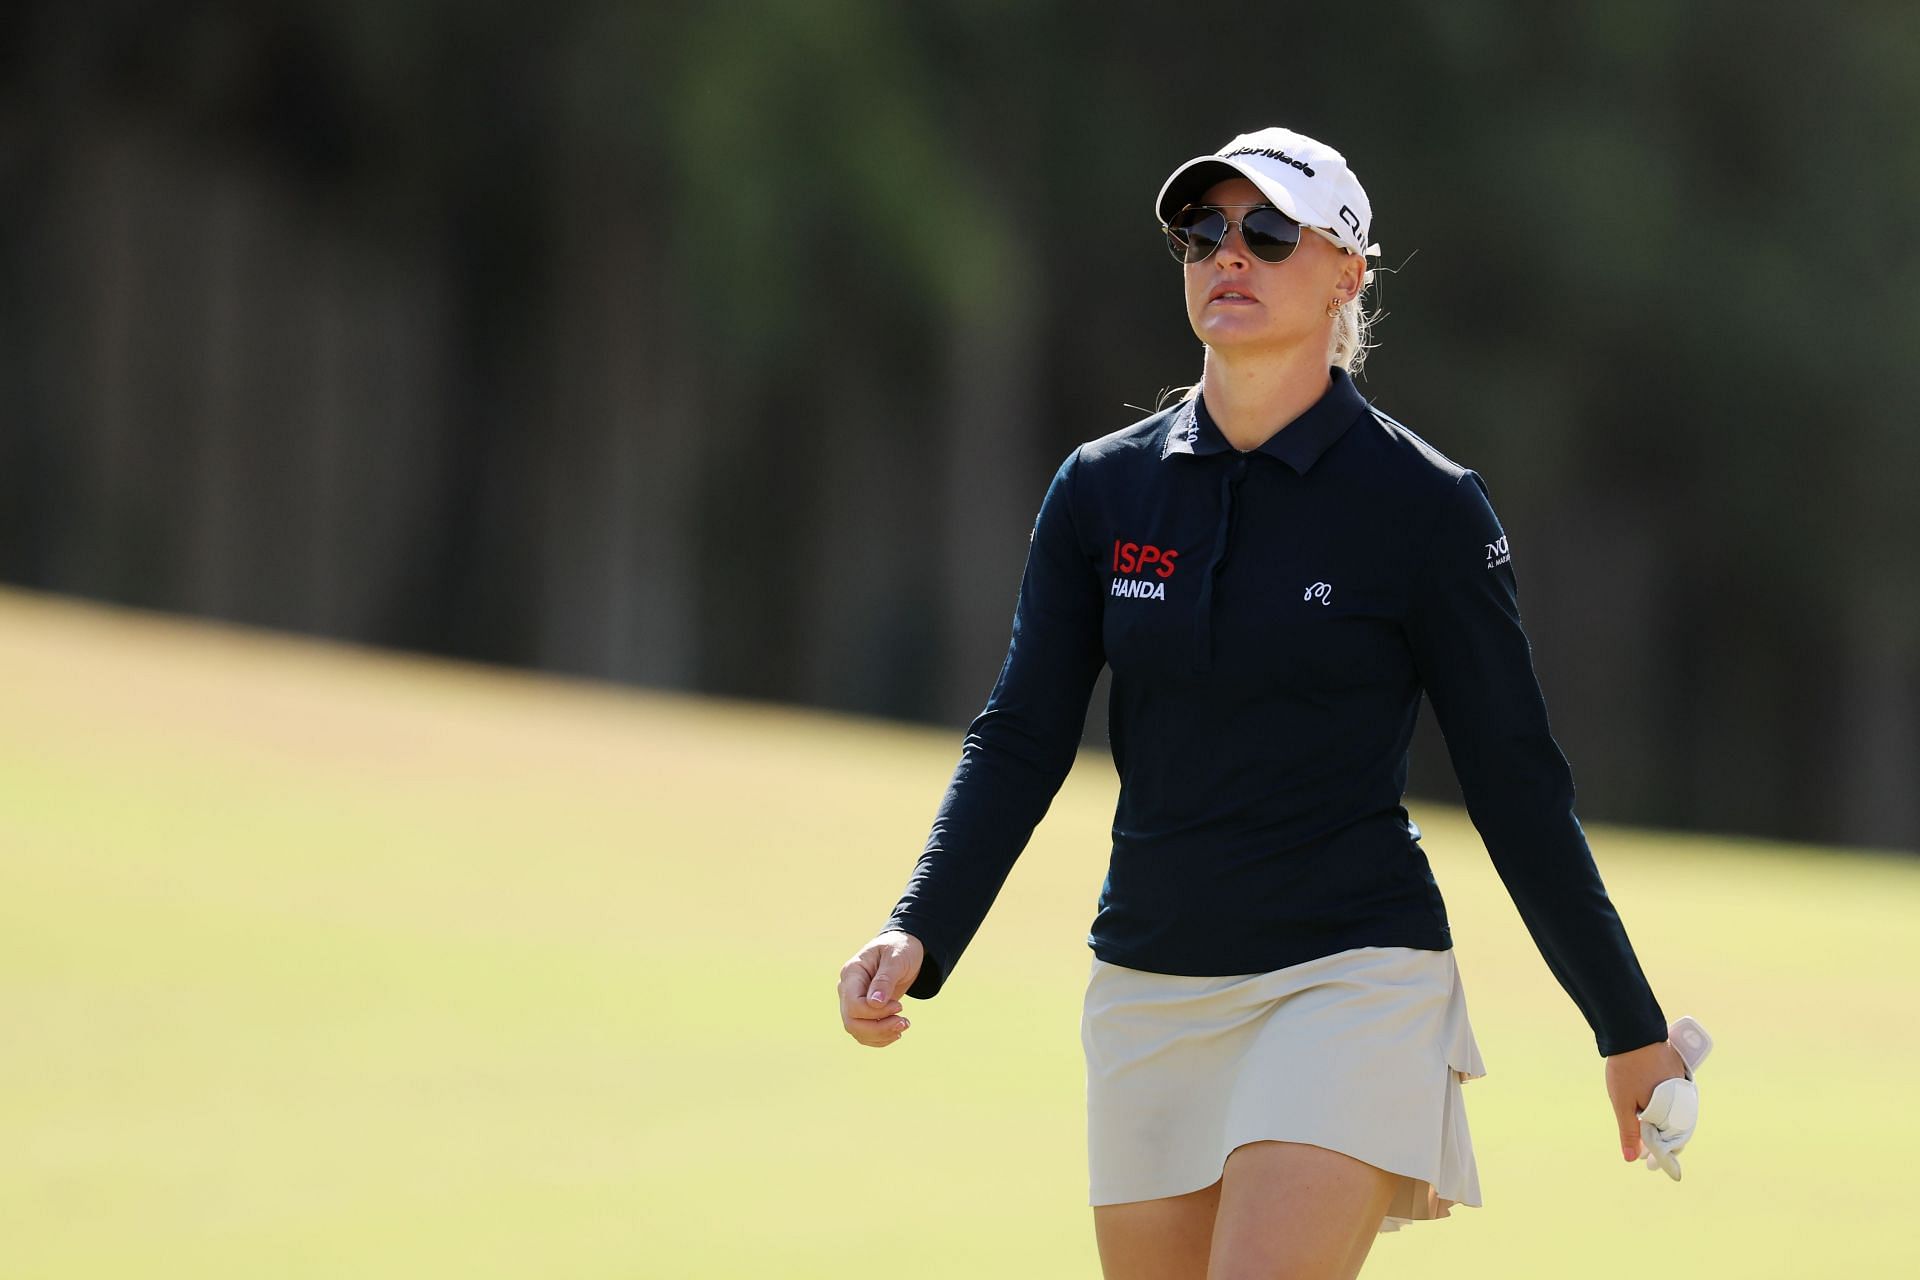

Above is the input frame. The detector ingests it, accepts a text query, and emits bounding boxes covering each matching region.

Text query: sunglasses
[1162,203,1321,265]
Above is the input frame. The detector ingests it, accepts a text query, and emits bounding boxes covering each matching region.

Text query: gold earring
[1326,298,1343,317]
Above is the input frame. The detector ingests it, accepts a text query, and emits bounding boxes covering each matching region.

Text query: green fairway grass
[1,584,1911,1277]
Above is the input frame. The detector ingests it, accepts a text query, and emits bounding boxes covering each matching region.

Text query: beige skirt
[1082,944,1488,1233]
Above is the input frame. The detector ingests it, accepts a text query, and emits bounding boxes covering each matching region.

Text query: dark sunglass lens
[1167,208,1226,263]
[1242,208,1302,262]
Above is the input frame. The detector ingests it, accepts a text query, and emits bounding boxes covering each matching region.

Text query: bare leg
[1335,1209,1388,1280]
[1092,1177,1222,1280]
[1206,1140,1395,1280]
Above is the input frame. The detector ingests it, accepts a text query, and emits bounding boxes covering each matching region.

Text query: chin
[1193,321,1291,353]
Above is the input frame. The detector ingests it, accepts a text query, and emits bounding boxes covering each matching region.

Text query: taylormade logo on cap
[1155,126,1380,263]
[1223,144,1316,178]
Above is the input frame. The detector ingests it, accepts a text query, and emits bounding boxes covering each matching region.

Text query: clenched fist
[839,930,925,1048]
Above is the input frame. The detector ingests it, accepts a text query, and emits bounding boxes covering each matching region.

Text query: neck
[1198,343,1335,452]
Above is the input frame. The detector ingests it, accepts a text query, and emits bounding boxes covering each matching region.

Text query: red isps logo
[1112,539,1179,579]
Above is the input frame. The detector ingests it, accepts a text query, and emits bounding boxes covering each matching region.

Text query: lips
[1208,283,1258,304]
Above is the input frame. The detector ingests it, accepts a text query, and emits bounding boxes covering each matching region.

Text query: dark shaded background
[4,0,1916,849]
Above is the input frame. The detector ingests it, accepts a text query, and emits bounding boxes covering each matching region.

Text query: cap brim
[1154,156,1307,227]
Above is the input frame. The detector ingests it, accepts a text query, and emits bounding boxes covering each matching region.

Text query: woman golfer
[839,125,1694,1278]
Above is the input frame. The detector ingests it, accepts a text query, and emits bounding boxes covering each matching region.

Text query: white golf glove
[1637,1015,1712,1181]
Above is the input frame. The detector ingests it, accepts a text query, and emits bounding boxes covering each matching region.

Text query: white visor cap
[1155,126,1380,264]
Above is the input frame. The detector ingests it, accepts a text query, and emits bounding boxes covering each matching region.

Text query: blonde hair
[1330,274,1378,377]
[1158,252,1380,410]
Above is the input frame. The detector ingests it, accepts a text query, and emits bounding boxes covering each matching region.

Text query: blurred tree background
[2,0,1915,849]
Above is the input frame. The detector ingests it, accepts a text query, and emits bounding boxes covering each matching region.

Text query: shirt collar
[1159,365,1368,474]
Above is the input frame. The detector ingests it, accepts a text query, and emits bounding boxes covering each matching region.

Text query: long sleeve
[881,446,1107,999]
[1402,470,1667,1057]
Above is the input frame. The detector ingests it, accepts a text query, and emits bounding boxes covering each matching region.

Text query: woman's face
[1180,176,1359,359]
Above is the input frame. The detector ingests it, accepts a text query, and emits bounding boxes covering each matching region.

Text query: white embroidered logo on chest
[1303,582,1333,606]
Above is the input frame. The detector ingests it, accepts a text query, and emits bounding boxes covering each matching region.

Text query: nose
[1213,218,1253,266]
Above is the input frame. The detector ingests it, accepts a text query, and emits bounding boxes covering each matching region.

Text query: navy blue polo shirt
[882,366,1668,1057]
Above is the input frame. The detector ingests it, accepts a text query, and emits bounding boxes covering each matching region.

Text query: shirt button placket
[1192,453,1250,673]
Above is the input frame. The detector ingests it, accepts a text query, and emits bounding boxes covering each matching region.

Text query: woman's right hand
[838,930,925,1048]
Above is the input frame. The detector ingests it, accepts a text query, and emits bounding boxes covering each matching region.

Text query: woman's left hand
[1604,1039,1690,1163]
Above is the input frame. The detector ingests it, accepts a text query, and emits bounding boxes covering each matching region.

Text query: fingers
[1633,1079,1700,1180]
[838,944,912,1048]
[1645,1078,1698,1133]
[1613,1096,1643,1163]
[849,1013,912,1047]
[843,990,911,1046]
[834,950,906,1019]
[835,957,879,1011]
[1608,1058,1674,1163]
[1640,1119,1683,1180]
[837,966,903,1022]
[866,932,922,1008]
[1610,1030,1708,1179]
